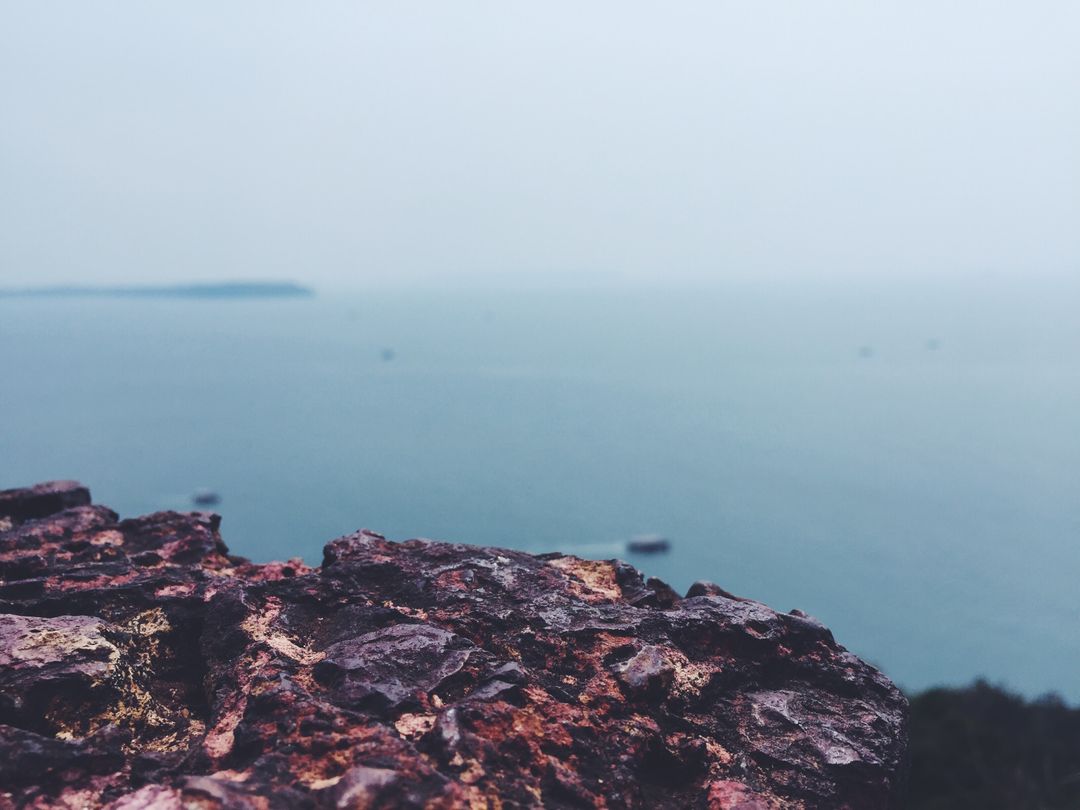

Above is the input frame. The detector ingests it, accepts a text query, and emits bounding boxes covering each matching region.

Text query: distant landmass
[0,282,315,300]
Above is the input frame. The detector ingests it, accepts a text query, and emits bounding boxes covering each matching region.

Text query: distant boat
[626,534,671,554]
[191,490,221,507]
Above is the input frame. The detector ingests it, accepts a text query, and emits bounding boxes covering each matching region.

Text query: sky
[1,2,1077,290]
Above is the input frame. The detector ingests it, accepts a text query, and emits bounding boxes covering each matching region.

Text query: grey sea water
[2,280,1078,698]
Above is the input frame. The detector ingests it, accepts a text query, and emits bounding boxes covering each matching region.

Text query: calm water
[2,281,1078,699]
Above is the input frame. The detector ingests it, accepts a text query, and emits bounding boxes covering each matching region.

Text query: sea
[2,278,1078,699]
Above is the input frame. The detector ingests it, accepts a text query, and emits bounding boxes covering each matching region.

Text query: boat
[626,534,671,554]
[191,490,221,507]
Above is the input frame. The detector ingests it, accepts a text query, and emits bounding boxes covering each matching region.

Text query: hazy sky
[1,2,1077,289]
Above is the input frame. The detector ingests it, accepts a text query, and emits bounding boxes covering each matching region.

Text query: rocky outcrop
[0,481,907,809]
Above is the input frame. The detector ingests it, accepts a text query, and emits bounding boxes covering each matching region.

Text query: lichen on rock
[0,481,908,808]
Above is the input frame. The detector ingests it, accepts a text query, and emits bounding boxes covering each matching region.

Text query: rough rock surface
[0,481,907,809]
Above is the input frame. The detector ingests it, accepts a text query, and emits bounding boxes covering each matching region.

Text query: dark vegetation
[907,680,1080,810]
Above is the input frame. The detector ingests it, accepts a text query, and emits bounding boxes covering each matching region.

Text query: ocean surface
[2,280,1078,699]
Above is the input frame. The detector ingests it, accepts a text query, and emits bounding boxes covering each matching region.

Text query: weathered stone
[0,480,91,524]
[611,644,675,697]
[315,624,475,711]
[0,613,119,733]
[0,481,908,808]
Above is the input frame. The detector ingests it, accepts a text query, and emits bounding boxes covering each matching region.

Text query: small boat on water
[626,534,671,554]
[191,489,221,507]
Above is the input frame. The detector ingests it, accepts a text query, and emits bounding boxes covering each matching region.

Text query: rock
[0,614,119,731]
[611,644,675,697]
[0,481,908,808]
[314,624,475,711]
[0,480,90,526]
[329,765,401,809]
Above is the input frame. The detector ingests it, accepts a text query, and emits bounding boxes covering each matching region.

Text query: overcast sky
[1,2,1077,289]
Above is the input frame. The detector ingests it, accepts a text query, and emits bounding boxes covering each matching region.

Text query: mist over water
[2,278,1079,699]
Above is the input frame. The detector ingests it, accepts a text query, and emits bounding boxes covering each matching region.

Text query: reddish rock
[0,480,90,528]
[0,482,907,808]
